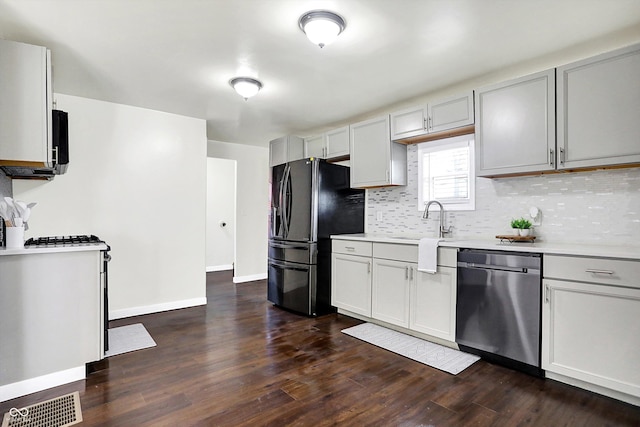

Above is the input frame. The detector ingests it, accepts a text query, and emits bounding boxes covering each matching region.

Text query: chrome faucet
[423,200,451,238]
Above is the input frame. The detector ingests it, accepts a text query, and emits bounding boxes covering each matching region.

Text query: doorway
[206,157,236,272]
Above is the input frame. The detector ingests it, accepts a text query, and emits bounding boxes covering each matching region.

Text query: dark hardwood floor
[2,270,640,426]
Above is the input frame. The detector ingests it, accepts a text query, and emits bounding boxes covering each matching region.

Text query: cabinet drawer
[373,243,418,263]
[332,240,372,257]
[545,255,640,289]
[438,247,457,268]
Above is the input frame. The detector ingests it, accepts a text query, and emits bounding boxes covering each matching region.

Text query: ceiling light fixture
[298,10,346,48]
[229,77,263,100]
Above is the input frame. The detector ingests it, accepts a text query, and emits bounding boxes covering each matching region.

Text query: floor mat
[342,323,480,375]
[105,323,156,357]
[1,391,82,427]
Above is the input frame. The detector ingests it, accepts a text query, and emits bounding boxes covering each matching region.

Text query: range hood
[0,109,68,180]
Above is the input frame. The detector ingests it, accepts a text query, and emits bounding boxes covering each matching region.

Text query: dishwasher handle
[458,262,537,274]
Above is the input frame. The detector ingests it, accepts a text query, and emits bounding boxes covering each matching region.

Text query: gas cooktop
[25,235,105,247]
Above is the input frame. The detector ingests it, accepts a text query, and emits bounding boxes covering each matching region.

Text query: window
[417,134,475,211]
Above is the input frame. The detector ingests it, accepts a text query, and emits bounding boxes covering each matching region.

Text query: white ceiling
[1,0,640,147]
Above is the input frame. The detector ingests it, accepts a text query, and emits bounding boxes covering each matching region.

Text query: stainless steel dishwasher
[456,249,542,376]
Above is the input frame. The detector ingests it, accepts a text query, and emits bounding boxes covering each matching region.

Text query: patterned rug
[342,323,480,375]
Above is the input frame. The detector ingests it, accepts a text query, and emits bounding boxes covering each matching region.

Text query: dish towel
[418,237,443,274]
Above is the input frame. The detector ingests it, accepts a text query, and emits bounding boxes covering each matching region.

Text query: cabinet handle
[367,261,371,274]
[428,116,432,130]
[345,246,355,252]
[559,148,565,165]
[405,266,409,280]
[549,149,554,167]
[409,267,414,281]
[545,284,550,303]
[386,169,390,182]
[585,269,614,275]
[423,117,428,131]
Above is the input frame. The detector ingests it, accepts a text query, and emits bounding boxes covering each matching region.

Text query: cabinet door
[350,115,392,187]
[557,44,640,169]
[350,116,406,188]
[0,40,50,164]
[428,92,474,133]
[325,126,350,158]
[476,69,555,176]
[304,134,325,158]
[286,136,305,163]
[269,136,304,167]
[390,106,427,140]
[269,137,288,167]
[331,253,372,316]
[542,279,640,398]
[372,259,411,328]
[410,266,456,342]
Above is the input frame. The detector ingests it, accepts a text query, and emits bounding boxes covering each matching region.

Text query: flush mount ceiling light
[229,77,263,100]
[298,10,346,48]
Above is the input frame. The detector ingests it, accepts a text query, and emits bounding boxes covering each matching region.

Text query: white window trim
[417,134,476,212]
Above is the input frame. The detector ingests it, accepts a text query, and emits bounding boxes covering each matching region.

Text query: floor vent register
[1,392,82,427]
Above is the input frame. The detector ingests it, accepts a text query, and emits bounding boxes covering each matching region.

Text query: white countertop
[0,243,108,256]
[331,233,640,261]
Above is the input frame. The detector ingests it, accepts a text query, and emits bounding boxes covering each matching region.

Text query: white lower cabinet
[332,239,457,345]
[371,258,412,328]
[542,254,640,403]
[542,279,640,399]
[331,251,372,317]
[410,266,456,342]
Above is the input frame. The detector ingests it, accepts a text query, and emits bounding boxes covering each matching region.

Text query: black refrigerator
[268,158,365,316]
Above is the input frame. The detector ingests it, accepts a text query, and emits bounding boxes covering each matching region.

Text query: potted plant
[510,218,533,236]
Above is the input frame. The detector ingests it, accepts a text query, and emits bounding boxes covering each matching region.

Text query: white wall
[207,140,269,283]
[13,94,207,319]
[206,157,235,271]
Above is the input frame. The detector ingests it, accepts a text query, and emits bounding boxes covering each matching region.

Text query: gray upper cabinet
[350,115,406,188]
[303,134,324,158]
[303,126,350,160]
[269,135,304,167]
[476,70,556,177]
[390,92,474,141]
[0,39,52,165]
[325,126,350,158]
[557,43,640,170]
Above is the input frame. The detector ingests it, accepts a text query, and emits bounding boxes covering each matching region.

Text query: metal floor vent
[1,391,82,427]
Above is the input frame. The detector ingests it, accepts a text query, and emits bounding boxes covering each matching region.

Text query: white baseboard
[233,272,267,283]
[109,297,207,320]
[0,366,85,403]
[545,371,640,407]
[206,264,233,272]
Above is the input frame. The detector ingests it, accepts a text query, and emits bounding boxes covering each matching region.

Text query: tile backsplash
[367,145,640,246]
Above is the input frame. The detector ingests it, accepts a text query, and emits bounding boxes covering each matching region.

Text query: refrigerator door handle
[282,164,291,238]
[270,241,311,250]
[271,206,278,237]
[269,258,310,272]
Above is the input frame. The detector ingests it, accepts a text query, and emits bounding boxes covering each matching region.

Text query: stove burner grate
[24,235,104,247]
